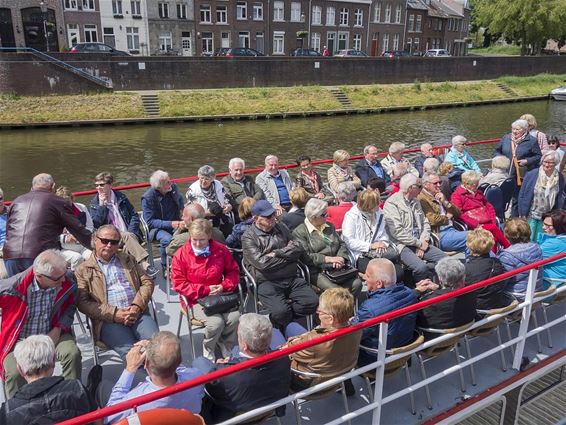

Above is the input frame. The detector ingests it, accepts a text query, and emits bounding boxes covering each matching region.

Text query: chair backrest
[384,333,425,376]
[499,177,516,211]
[419,322,474,357]
[483,185,505,221]
[478,182,490,193]
[115,408,205,425]
[471,299,519,336]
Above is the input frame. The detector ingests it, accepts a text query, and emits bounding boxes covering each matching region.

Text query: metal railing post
[371,322,389,425]
[512,268,538,370]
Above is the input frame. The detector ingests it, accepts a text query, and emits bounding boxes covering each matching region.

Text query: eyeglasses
[412,184,423,190]
[97,236,120,246]
[429,181,442,186]
[40,271,67,282]
[318,212,328,218]
[542,161,556,165]
[542,221,554,228]
[316,309,332,316]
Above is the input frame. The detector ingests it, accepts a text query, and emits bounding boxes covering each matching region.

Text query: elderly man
[0,249,82,399]
[221,158,265,216]
[0,335,96,423]
[383,174,446,282]
[380,142,419,180]
[3,173,92,276]
[166,203,225,257]
[141,170,184,273]
[255,155,294,216]
[414,143,441,177]
[418,173,468,252]
[354,258,438,366]
[105,331,204,424]
[199,313,291,423]
[0,187,7,278]
[76,225,159,359]
[355,145,390,187]
[242,200,318,329]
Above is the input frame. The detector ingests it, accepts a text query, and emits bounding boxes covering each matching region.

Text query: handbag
[322,264,359,284]
[463,207,491,225]
[198,292,240,316]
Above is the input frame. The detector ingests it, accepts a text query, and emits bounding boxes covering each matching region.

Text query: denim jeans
[100,312,159,359]
[439,227,468,252]
[153,229,173,270]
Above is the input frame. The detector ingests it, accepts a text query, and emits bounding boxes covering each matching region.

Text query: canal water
[0,100,565,205]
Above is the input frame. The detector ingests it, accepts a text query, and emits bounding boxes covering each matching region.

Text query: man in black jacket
[0,335,97,424]
[241,200,318,329]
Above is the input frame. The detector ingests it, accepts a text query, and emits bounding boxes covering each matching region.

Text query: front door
[181,32,192,56]
[327,32,335,54]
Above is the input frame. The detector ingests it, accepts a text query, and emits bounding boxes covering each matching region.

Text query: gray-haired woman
[292,198,362,297]
[480,155,511,187]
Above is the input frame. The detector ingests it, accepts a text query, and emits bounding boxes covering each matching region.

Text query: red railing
[59,250,566,425]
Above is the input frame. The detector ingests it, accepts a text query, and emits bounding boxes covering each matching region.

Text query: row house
[147,1,195,56]
[368,0,407,56]
[62,0,102,49]
[99,0,150,55]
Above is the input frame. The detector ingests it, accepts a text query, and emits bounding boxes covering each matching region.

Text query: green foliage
[412,79,421,92]
[469,45,522,56]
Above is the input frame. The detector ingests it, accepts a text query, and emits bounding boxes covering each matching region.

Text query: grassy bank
[0,73,563,124]
[469,45,522,56]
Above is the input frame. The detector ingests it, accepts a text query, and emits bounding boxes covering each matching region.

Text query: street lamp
[39,0,49,52]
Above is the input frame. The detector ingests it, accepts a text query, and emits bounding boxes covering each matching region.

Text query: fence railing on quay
[59,251,566,425]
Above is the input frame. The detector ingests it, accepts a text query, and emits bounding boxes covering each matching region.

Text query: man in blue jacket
[354,258,437,366]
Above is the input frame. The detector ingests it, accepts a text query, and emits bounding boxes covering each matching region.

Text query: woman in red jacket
[451,171,510,252]
[171,218,240,360]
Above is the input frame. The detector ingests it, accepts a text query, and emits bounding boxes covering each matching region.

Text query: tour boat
[550,85,566,101]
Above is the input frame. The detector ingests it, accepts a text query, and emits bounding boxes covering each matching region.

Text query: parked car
[382,50,411,58]
[334,49,368,57]
[424,49,451,57]
[69,42,131,56]
[289,48,322,57]
[213,48,230,57]
[223,47,264,57]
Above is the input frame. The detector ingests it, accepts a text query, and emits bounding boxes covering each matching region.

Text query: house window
[374,3,381,22]
[354,9,363,27]
[131,1,141,15]
[67,24,80,47]
[202,32,213,54]
[216,6,227,23]
[273,31,285,54]
[353,33,361,50]
[64,0,78,10]
[256,32,264,53]
[406,37,412,52]
[239,31,250,48]
[112,0,123,15]
[395,5,402,24]
[311,32,320,51]
[103,27,115,47]
[312,6,321,25]
[382,33,389,53]
[393,33,399,50]
[273,1,284,21]
[416,15,422,32]
[408,14,414,32]
[177,4,187,19]
[384,4,391,23]
[158,3,169,18]
[326,7,335,25]
[413,37,419,51]
[159,32,172,51]
[126,27,139,50]
[253,3,263,20]
[338,32,347,50]
[291,2,301,22]
[200,5,211,23]
[84,24,97,42]
[237,2,247,20]
[82,0,95,10]
[339,8,348,26]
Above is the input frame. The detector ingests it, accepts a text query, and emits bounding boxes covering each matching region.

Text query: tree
[473,0,566,55]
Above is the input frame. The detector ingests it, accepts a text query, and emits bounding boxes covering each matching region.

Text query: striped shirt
[97,256,135,309]
[21,279,58,338]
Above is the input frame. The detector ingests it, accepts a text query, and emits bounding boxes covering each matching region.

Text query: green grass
[497,73,566,96]
[469,45,522,56]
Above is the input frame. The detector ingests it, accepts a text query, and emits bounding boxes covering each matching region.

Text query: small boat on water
[550,85,566,100]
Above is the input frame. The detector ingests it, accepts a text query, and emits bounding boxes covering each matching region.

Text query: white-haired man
[414,143,441,177]
[255,155,293,216]
[355,145,390,187]
[380,142,419,180]
[383,174,446,282]
[221,158,265,217]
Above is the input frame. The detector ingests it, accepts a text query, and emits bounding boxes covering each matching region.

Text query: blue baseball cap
[252,200,276,217]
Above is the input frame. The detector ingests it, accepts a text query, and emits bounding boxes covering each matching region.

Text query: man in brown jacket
[76,224,158,359]
[418,173,468,253]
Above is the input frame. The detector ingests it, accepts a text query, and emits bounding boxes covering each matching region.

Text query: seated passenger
[418,173,468,253]
[241,200,318,329]
[90,172,157,277]
[255,155,293,216]
[295,155,333,202]
[438,161,462,199]
[354,258,437,366]
[480,156,511,187]
[498,218,546,297]
[417,257,476,336]
[282,288,361,391]
[0,250,82,399]
[327,149,362,194]
[464,228,513,311]
[141,170,184,274]
[422,157,441,176]
[539,210,566,284]
[293,198,363,297]
[383,175,446,282]
[76,225,159,360]
[0,335,96,424]
[355,145,390,187]
[445,135,482,174]
[326,181,357,230]
[226,197,256,249]
[167,203,226,257]
[200,314,291,423]
[0,187,6,278]
[388,162,410,195]
[187,165,233,237]
[171,219,240,360]
[105,331,204,424]
[221,157,265,217]
[414,143,442,177]
[451,171,510,252]
[380,142,419,180]
[280,187,309,232]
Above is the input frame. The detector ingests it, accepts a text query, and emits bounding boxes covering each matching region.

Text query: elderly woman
[480,156,511,187]
[171,219,241,360]
[327,149,362,194]
[498,218,545,297]
[417,257,476,336]
[295,155,332,202]
[187,165,233,236]
[293,198,363,297]
[520,113,548,152]
[280,187,309,232]
[451,171,510,252]
[518,150,565,241]
[342,189,398,274]
[380,142,419,179]
[326,181,357,230]
[226,197,255,249]
[539,210,566,284]
[445,135,482,174]
[464,228,513,310]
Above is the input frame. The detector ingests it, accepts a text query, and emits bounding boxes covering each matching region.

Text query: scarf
[333,164,350,179]
[511,129,527,145]
[535,167,559,208]
[301,170,320,194]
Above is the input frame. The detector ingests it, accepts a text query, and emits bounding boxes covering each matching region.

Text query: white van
[424,49,451,57]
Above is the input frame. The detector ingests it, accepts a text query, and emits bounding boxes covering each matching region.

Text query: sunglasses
[40,271,67,282]
[318,212,328,218]
[97,236,120,246]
